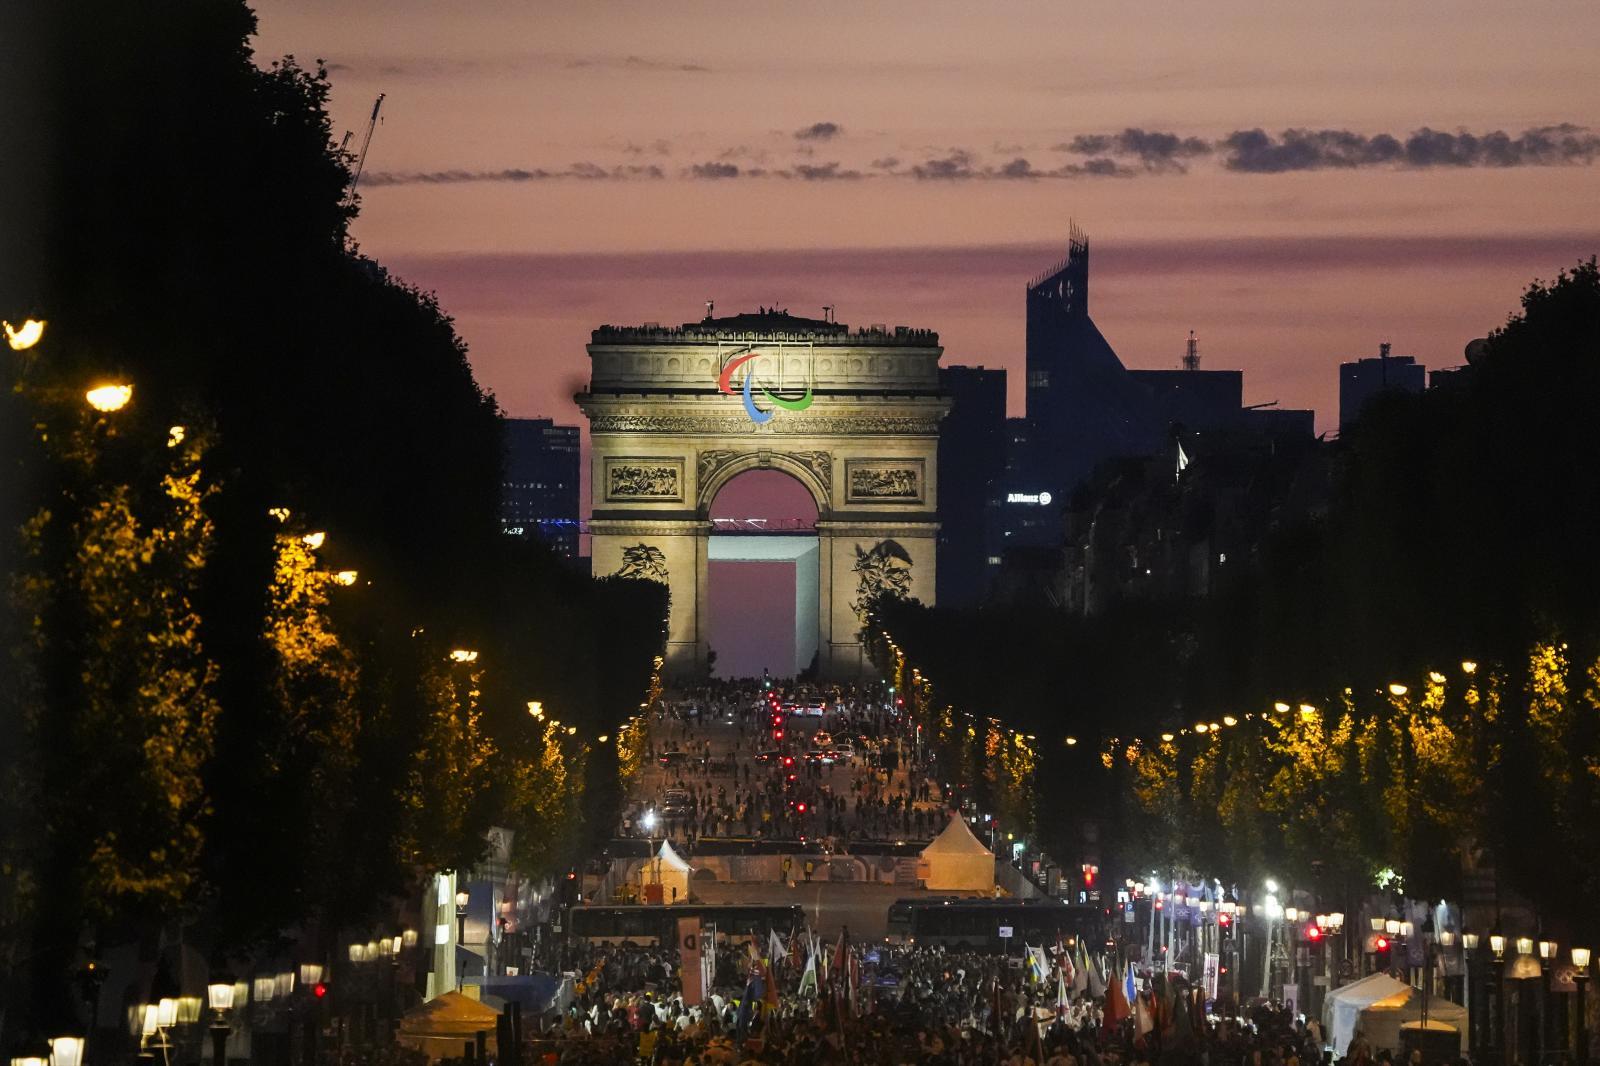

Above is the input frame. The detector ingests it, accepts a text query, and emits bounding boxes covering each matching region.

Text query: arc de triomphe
[576,309,949,679]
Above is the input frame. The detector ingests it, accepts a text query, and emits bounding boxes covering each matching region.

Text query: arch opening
[706,469,820,680]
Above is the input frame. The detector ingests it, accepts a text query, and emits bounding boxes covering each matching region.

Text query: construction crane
[342,93,385,207]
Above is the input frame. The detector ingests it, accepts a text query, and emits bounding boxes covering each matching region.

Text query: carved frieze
[604,457,684,501]
[844,458,924,503]
[588,413,942,436]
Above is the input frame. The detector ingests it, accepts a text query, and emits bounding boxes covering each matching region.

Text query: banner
[679,917,706,1006]
[1202,953,1220,1001]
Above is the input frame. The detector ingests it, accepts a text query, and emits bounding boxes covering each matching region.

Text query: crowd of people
[513,937,1351,1066]
[620,682,947,847]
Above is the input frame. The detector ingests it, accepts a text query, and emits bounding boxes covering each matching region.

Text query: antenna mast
[1183,330,1200,371]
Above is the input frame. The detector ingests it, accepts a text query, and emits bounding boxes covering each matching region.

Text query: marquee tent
[919,815,995,892]
[397,991,501,1061]
[1322,972,1466,1056]
[638,839,692,903]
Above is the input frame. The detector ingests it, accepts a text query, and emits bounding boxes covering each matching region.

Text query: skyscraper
[1024,225,1161,504]
[501,417,580,558]
[936,365,1007,607]
[1339,343,1426,433]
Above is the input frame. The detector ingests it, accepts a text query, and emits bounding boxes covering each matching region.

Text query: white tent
[919,815,995,892]
[1323,973,1466,1056]
[638,839,692,903]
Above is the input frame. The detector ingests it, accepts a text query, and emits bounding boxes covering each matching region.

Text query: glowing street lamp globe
[85,384,133,412]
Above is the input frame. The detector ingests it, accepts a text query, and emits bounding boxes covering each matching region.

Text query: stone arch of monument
[576,308,949,680]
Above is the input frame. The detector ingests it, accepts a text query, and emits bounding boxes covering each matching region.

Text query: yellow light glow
[302,531,326,549]
[1222,716,1237,727]
[85,383,133,412]
[449,649,478,663]
[1299,703,1316,715]
[3,319,45,350]
[1064,736,1078,746]
[1195,723,1210,734]
[566,726,577,735]
[527,701,544,717]
[1462,660,1478,674]
[333,570,358,586]
[1388,683,1408,696]
[1161,733,1175,742]
[597,735,610,743]
[1273,702,1290,713]
[1428,671,1446,684]
[167,425,186,448]
[268,507,290,523]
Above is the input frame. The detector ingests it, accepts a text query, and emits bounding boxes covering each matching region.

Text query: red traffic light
[566,871,577,880]
[1218,913,1232,927]
[796,802,807,813]
[1306,925,1322,941]
[782,756,794,767]
[313,982,329,999]
[1375,936,1389,951]
[774,730,784,740]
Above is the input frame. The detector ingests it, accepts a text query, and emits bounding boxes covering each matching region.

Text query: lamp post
[455,890,471,991]
[1463,931,1481,1057]
[206,975,235,1066]
[1490,932,1507,1063]
[1575,947,1592,1066]
[1540,940,1557,1064]
[48,1037,85,1066]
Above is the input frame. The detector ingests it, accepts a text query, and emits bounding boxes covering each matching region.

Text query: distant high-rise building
[501,417,580,558]
[936,365,1007,607]
[1339,343,1426,432]
[1024,225,1161,504]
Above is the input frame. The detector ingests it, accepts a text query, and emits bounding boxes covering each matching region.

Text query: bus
[568,903,805,947]
[893,898,1102,952]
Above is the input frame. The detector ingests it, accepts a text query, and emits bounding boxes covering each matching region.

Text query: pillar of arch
[576,310,949,680]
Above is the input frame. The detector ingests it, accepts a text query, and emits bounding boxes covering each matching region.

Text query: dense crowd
[513,939,1355,1066]
[620,683,948,846]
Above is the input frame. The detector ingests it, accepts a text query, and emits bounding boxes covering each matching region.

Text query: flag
[1086,950,1106,999]
[798,946,818,996]
[1056,968,1069,1017]
[1027,945,1049,984]
[1102,962,1131,1035]
[1135,991,1155,1036]
[768,929,788,965]
[1124,961,1137,1006]
[761,958,779,1010]
[1071,940,1089,996]
[1056,934,1076,990]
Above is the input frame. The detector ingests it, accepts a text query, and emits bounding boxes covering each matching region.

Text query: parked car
[813,731,834,748]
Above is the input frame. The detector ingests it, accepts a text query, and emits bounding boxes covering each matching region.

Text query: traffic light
[1306,924,1322,942]
[312,982,329,999]
[1375,935,1390,956]
[796,802,808,813]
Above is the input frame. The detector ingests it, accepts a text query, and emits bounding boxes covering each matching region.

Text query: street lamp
[1574,947,1592,1066]
[455,889,471,989]
[85,383,133,412]
[48,1037,85,1066]
[207,974,235,1066]
[4,318,46,350]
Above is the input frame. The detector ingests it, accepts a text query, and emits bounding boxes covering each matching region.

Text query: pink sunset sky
[250,0,1598,437]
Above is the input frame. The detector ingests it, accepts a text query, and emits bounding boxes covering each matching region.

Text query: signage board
[1203,953,1220,1000]
[998,925,1014,939]
[1006,492,1054,506]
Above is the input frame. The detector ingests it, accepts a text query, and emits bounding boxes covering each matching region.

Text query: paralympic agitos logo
[717,351,814,424]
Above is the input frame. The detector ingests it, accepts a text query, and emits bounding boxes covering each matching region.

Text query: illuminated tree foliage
[0,0,669,1043]
[869,259,1600,936]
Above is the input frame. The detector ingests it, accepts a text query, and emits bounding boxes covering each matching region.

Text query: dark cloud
[687,161,741,179]
[995,158,1040,179]
[1056,128,1212,172]
[870,157,900,171]
[781,162,864,181]
[910,149,978,179]
[361,164,664,186]
[1223,124,1600,172]
[794,121,842,141]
